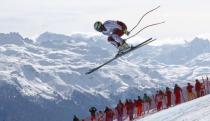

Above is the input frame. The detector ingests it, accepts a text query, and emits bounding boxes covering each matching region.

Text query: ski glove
[124,30,130,36]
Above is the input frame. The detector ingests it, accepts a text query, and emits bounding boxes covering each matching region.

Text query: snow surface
[138,95,210,121]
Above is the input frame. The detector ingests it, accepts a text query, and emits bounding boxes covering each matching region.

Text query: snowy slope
[138,95,210,121]
[0,32,210,120]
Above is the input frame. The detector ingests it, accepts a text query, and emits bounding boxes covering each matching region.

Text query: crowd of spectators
[73,76,210,121]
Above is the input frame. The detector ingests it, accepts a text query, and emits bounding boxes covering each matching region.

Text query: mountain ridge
[0,32,210,120]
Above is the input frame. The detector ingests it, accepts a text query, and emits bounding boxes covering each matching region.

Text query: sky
[0,0,210,44]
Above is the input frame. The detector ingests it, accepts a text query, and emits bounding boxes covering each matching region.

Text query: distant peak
[36,32,70,42]
[0,32,25,45]
[188,37,210,46]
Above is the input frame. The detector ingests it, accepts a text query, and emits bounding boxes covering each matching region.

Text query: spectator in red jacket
[124,99,130,115]
[104,107,114,121]
[128,99,135,121]
[186,83,195,101]
[165,87,172,108]
[155,90,164,111]
[97,111,104,121]
[174,84,183,105]
[195,79,201,98]
[115,100,124,121]
[135,96,143,117]
[200,82,205,96]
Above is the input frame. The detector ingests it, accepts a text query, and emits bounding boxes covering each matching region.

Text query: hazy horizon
[0,0,210,44]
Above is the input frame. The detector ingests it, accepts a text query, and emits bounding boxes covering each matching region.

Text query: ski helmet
[94,21,102,31]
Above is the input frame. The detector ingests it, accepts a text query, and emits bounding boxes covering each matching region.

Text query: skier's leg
[112,34,131,49]
[108,35,130,54]
[111,34,124,45]
[108,36,120,48]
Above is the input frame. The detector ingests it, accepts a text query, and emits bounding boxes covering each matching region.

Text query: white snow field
[138,95,210,121]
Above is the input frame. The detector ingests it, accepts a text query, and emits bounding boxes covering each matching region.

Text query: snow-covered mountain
[138,95,210,121]
[0,32,210,121]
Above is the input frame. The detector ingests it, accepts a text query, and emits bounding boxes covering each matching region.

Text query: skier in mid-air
[86,6,163,75]
[94,20,131,54]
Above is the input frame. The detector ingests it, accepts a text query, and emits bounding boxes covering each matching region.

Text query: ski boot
[116,42,131,57]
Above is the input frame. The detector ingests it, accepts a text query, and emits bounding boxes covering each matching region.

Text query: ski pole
[125,21,165,40]
[129,6,161,34]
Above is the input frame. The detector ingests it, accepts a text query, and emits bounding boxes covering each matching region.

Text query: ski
[85,38,156,75]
